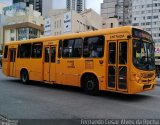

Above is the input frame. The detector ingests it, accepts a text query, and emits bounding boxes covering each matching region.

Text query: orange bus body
[2,26,156,95]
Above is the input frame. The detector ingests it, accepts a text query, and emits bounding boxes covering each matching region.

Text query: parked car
[0,55,2,67]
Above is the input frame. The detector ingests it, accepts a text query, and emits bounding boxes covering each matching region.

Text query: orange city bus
[2,26,156,95]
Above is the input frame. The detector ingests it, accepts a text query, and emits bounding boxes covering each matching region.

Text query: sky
[0,0,103,14]
[53,0,103,14]
[0,0,12,5]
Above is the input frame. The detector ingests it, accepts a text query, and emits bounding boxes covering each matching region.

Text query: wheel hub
[87,80,95,90]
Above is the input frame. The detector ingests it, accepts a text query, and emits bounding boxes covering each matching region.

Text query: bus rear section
[2,45,18,77]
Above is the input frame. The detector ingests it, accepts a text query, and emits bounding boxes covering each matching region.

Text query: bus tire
[21,70,29,84]
[82,75,99,95]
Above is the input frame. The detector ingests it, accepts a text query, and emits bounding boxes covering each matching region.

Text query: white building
[132,0,160,43]
[66,0,86,13]
[101,0,132,26]
[101,0,117,18]
[42,0,53,17]
[3,4,44,43]
[44,9,102,36]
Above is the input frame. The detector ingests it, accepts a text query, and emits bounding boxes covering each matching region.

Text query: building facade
[42,0,52,17]
[3,4,44,44]
[44,9,102,36]
[132,0,160,43]
[101,0,132,26]
[0,3,7,54]
[102,18,119,29]
[13,0,42,14]
[66,0,86,13]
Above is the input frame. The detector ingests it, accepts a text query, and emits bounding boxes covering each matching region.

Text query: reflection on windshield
[133,39,155,71]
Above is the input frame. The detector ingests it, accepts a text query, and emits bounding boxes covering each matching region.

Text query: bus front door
[107,41,128,92]
[9,48,16,77]
[44,46,56,82]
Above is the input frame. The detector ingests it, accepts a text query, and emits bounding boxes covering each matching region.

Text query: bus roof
[5,26,134,45]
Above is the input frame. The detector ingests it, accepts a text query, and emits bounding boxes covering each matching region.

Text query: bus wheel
[83,75,99,95]
[21,70,29,84]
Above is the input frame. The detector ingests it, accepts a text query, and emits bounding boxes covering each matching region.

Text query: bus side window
[62,39,74,58]
[4,45,8,58]
[58,40,62,58]
[72,39,83,58]
[20,43,31,58]
[83,36,104,58]
[31,42,43,58]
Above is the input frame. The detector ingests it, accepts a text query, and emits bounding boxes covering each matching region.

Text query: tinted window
[20,44,31,58]
[4,46,8,58]
[119,42,127,64]
[58,40,62,58]
[109,43,116,64]
[83,36,104,58]
[72,39,83,57]
[45,47,49,62]
[62,38,83,58]
[51,47,56,62]
[10,49,16,62]
[32,42,43,58]
[62,39,74,57]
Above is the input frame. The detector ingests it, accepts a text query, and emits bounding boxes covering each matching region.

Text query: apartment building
[132,0,160,43]
[66,0,86,13]
[101,0,132,26]
[13,0,42,15]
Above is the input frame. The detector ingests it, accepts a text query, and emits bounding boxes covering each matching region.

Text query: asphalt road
[0,68,160,124]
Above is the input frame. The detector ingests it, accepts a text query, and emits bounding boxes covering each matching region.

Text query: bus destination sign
[132,28,153,41]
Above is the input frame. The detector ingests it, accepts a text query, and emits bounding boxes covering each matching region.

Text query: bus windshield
[133,39,155,71]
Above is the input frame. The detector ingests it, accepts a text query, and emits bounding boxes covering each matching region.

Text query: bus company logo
[99,60,104,64]
[64,13,71,23]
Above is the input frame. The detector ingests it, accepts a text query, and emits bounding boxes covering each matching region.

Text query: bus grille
[142,73,154,78]
[143,85,151,90]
